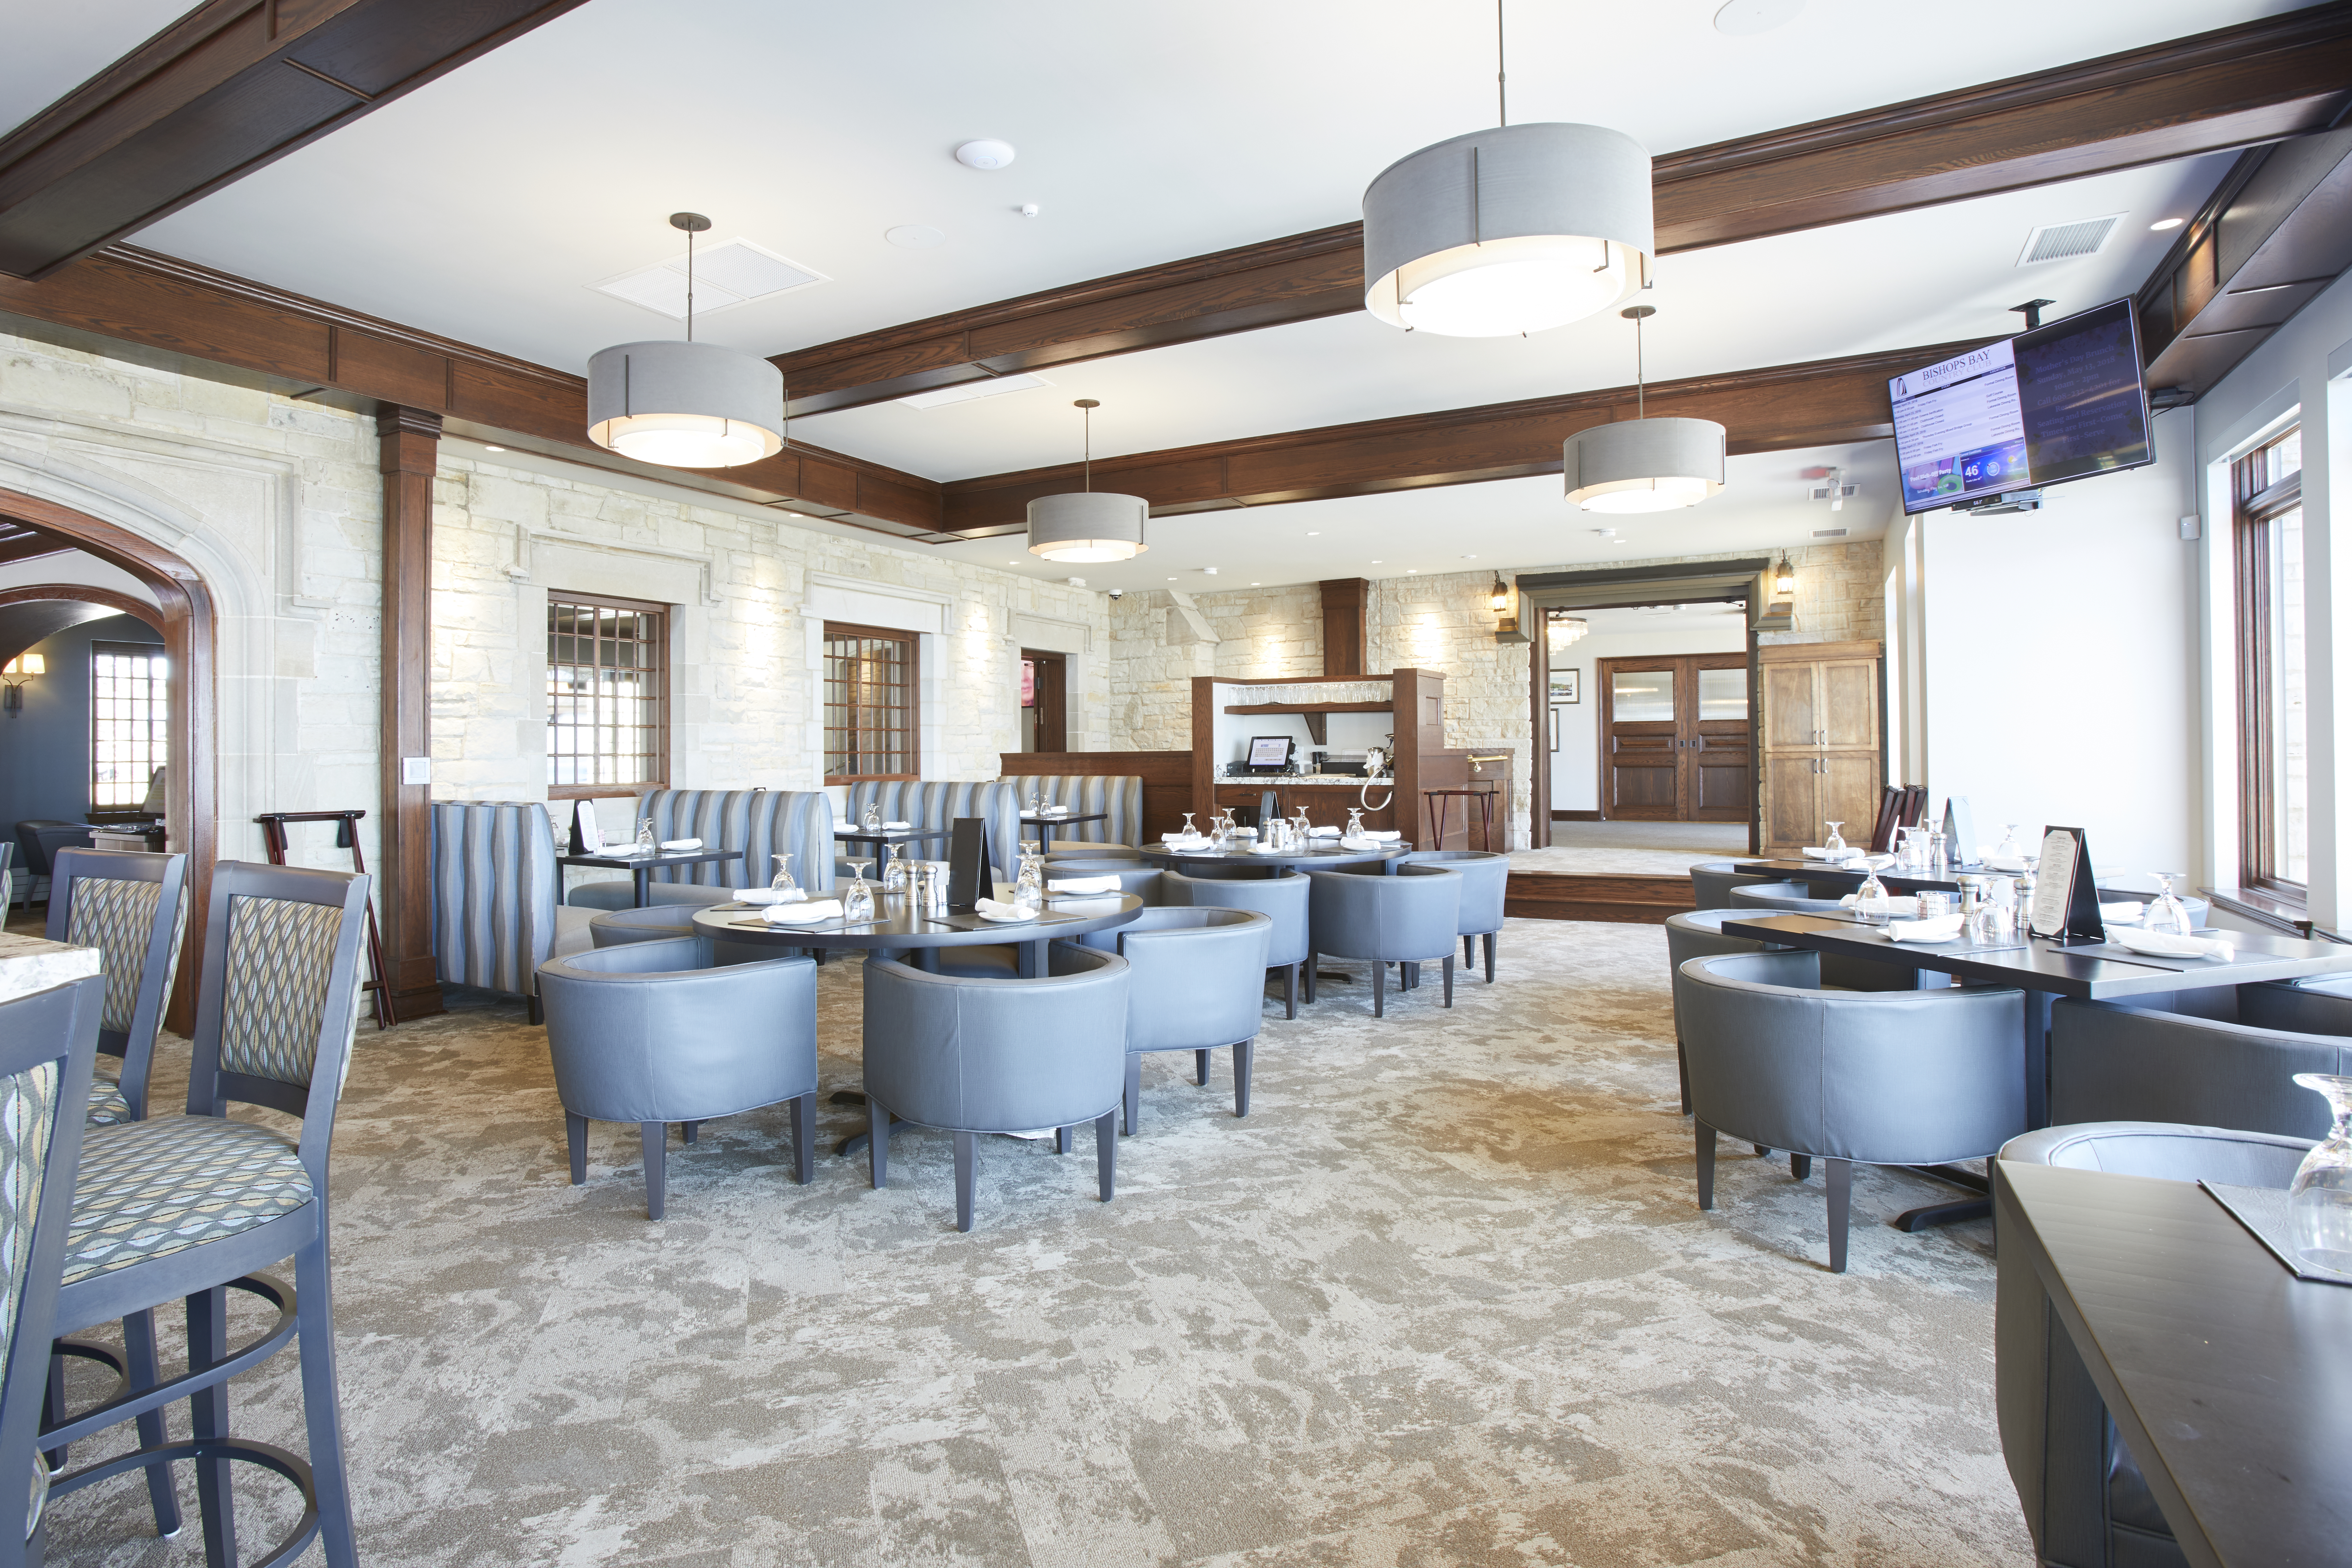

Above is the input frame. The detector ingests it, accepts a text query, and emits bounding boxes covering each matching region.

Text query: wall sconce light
[1773,554,1797,596]
[1490,576,1529,644]
[1489,575,1512,613]
[1,653,43,712]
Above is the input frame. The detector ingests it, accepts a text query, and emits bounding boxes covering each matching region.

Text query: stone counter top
[0,932,101,1005]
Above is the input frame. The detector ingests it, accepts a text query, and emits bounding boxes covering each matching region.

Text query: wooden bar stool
[254,809,392,1028]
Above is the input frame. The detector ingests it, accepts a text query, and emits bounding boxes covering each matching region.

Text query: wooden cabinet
[1758,642,1883,854]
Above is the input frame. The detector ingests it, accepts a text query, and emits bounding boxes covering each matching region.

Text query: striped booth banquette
[838,781,1021,879]
[429,800,594,1006]
[568,789,836,910]
[999,774,1144,848]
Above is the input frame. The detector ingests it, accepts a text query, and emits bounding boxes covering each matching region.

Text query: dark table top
[558,848,742,872]
[1019,810,1108,824]
[832,827,952,845]
[1136,843,1407,872]
[1733,857,2158,901]
[690,893,1142,952]
[1718,910,2352,1000]
[1995,1161,2352,1567]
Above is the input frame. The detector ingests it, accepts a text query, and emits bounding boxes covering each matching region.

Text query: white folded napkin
[1983,855,2029,872]
[1249,842,1289,855]
[1047,894,1124,912]
[2108,927,2235,961]
[1161,832,1187,843]
[762,899,843,925]
[1308,826,1341,838]
[2100,901,2145,925]
[609,843,655,857]
[737,888,804,906]
[883,821,912,831]
[974,898,1039,923]
[1802,846,1859,861]
[1362,830,1401,842]
[1338,836,1374,851]
[1841,894,1920,918]
[1043,805,1069,815]
[659,837,702,852]
[1883,914,1966,943]
[1047,875,1121,895]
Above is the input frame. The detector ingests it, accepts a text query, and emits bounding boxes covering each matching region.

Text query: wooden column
[377,405,445,1020]
[1319,578,1369,678]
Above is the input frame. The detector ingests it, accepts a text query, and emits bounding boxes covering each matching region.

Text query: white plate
[977,908,1039,924]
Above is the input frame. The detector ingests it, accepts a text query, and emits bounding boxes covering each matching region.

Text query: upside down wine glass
[882,843,910,903]
[1823,821,1847,856]
[840,859,875,923]
[2143,872,2193,937]
[2291,1074,2352,1275]
[769,853,802,902]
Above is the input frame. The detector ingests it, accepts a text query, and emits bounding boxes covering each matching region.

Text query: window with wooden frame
[824,622,918,782]
[90,640,167,814]
[547,593,670,799]
[2233,425,2306,898]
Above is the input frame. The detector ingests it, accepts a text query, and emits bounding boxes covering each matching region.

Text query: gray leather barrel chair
[1727,880,1843,912]
[1162,865,1308,1019]
[862,946,1130,1232]
[1994,1122,2314,1568]
[1689,860,1774,910]
[1398,849,1508,982]
[1077,907,1272,1132]
[1663,909,1768,1120]
[2048,997,2352,1139]
[1679,950,2026,1272]
[1035,857,1163,904]
[44,847,190,1126]
[589,904,700,946]
[1304,863,1461,1016]
[1727,880,1923,992]
[1046,843,1142,860]
[536,936,819,1218]
[2241,973,2352,1034]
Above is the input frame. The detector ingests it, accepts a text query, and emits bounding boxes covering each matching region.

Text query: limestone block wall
[1107,581,1322,748]
[0,329,387,877]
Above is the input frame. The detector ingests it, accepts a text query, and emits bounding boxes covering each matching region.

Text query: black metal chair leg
[641,1122,666,1219]
[682,1121,699,1146]
[1303,953,1317,1004]
[1695,1120,1717,1210]
[566,1111,588,1185]
[1123,1055,1141,1136]
[790,1092,815,1184]
[954,1130,978,1233]
[1442,955,1454,1008]
[1095,1110,1116,1201]
[1791,1154,1813,1180]
[1194,1048,1211,1087]
[1234,1039,1253,1117]
[1282,963,1298,1019]
[527,992,543,1025]
[1827,1159,1854,1273]
[869,1108,891,1188]
[1372,963,1385,1018]
[1463,934,1474,965]
[1483,931,1496,982]
[1676,1040,1691,1117]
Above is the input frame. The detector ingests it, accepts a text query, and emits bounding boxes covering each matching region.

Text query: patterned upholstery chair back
[46,850,188,1051]
[999,775,1143,848]
[430,800,560,998]
[0,974,99,1552]
[632,789,836,894]
[842,781,1021,878]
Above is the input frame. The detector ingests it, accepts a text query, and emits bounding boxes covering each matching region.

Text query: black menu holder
[566,799,601,856]
[945,817,993,912]
[1942,796,1978,868]
[2029,826,2106,946]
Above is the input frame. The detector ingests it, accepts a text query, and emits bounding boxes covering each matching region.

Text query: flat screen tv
[1889,298,2154,515]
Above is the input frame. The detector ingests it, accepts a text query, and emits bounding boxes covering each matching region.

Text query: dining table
[1718,908,2352,1228]
[1136,841,1410,877]
[1730,857,2155,902]
[1017,810,1108,853]
[558,848,743,909]
[692,891,1146,1158]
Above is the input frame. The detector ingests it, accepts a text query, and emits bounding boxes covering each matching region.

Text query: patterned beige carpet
[42,918,2029,1567]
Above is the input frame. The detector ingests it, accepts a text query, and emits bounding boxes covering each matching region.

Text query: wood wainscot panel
[1505,872,1695,925]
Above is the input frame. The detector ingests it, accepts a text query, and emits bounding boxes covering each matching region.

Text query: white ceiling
[121,0,2297,389]
[950,438,1897,594]
[793,154,2234,478]
[0,1,199,138]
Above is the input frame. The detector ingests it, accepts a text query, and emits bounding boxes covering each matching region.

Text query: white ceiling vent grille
[2017,214,2124,267]
[591,238,828,320]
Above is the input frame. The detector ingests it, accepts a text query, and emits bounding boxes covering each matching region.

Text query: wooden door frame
[0,489,214,1032]
[1019,648,1067,754]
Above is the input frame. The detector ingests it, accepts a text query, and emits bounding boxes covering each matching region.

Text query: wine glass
[1823,821,1846,856]
[882,843,910,903]
[2291,1075,2352,1274]
[2144,872,2193,936]
[1996,824,2022,862]
[769,853,803,902]
[860,799,882,833]
[1345,806,1365,838]
[841,859,875,923]
[1012,851,1046,914]
[635,817,657,854]
[1851,864,1891,923]
[1179,812,1197,844]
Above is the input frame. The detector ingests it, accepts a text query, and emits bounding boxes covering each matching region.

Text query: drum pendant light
[587,213,785,469]
[1027,399,1148,563]
[1361,2,1653,338]
[1566,305,1726,513]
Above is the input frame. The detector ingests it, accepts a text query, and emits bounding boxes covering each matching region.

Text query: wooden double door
[1758,643,1882,852]
[1600,653,1751,821]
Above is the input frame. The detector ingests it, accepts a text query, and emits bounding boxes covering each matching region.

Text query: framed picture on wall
[1549,669,1579,704]
[1549,707,1560,752]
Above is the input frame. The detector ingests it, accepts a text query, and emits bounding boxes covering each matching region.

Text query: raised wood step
[1506,872,1692,926]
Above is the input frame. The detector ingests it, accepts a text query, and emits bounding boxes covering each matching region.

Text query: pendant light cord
[1083,404,1092,492]
[685,223,695,343]
[1496,0,1507,127]
[1635,311,1644,419]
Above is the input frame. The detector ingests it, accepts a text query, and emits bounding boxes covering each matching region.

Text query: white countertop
[0,933,102,1005]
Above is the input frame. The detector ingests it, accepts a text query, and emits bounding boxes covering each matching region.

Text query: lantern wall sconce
[1490,575,1529,644]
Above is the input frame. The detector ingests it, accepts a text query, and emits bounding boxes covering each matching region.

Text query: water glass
[1179,812,1198,844]
[860,800,882,832]
[1851,867,1891,923]
[2291,1074,2352,1274]
[769,853,803,902]
[1012,851,1046,914]
[882,844,910,903]
[1915,891,1957,921]
[635,817,657,854]
[841,859,875,923]
[2144,872,2193,937]
[1823,820,1847,855]
[1996,824,2022,862]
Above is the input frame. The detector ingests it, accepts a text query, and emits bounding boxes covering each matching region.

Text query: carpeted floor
[40,917,2029,1567]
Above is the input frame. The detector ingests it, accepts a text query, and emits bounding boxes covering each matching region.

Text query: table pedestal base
[1893,1164,1991,1231]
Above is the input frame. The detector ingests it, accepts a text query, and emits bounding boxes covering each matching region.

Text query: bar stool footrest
[50,1435,320,1568]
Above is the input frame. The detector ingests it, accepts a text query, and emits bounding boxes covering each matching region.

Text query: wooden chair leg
[954,1130,978,1233]
[1827,1158,1854,1273]
[1095,1110,1117,1201]
[527,992,544,1025]
[790,1092,815,1185]
[1283,963,1298,1020]
[188,1285,237,1564]
[1123,1055,1142,1136]
[295,1230,359,1568]
[1463,934,1474,965]
[641,1123,667,1220]
[1696,1120,1717,1210]
[566,1111,589,1184]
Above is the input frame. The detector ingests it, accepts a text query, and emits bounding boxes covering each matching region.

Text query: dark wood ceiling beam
[0,0,594,280]
[775,3,2352,417]
[2137,127,2352,401]
[937,340,1991,533]
[0,246,950,535]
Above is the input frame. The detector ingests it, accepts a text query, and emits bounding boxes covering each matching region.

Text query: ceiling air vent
[591,238,828,319]
[2017,214,2124,267]
[1812,528,1848,537]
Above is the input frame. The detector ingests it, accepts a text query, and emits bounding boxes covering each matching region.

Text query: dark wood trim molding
[0,246,950,535]
[0,0,593,279]
[377,405,444,1021]
[0,488,215,1032]
[0,583,160,628]
[939,342,1988,531]
[1318,578,1370,678]
[767,5,2352,416]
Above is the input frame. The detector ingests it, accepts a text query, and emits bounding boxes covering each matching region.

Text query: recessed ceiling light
[1167,576,1177,581]
[1251,582,1261,585]
[484,445,505,452]
[1371,560,1383,564]
[1714,0,1803,35]
[2150,217,2185,231]
[886,225,947,250]
[1407,569,1419,574]
[1460,553,1476,559]
[1306,531,1321,536]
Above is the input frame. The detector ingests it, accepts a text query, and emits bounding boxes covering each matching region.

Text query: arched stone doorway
[0,488,215,1028]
